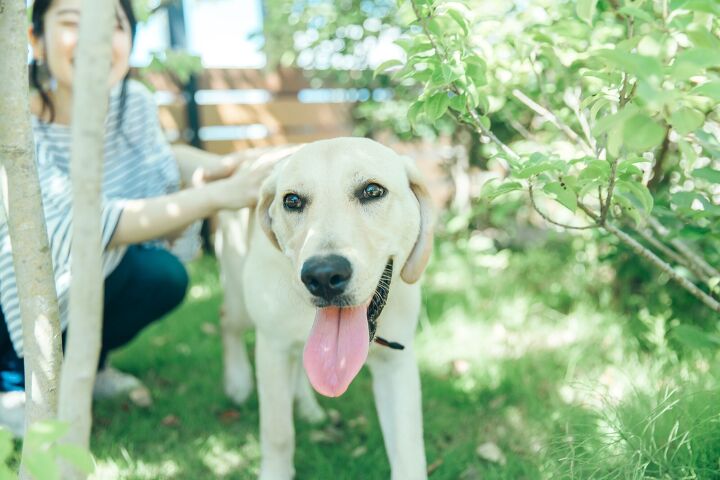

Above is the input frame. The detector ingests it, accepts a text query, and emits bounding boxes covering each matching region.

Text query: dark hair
[30,0,137,124]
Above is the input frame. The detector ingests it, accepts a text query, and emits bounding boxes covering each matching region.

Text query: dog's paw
[224,371,254,405]
[259,463,295,480]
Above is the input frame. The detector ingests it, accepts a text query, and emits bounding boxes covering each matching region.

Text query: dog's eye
[362,183,386,201]
[283,193,304,211]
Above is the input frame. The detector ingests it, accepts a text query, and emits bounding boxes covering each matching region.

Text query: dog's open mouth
[303,259,396,398]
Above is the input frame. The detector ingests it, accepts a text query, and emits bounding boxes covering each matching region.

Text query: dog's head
[257,138,433,396]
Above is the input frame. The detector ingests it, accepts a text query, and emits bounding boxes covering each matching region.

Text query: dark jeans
[0,245,188,392]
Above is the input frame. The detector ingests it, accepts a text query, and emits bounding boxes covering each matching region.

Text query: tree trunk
[57,0,115,476]
[0,0,64,466]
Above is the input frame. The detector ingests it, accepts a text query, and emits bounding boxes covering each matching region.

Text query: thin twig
[648,128,671,191]
[618,19,635,108]
[603,222,720,312]
[568,95,598,156]
[511,89,595,156]
[600,158,619,224]
[634,227,713,285]
[648,217,720,279]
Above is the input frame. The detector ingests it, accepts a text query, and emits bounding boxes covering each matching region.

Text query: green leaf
[425,92,450,121]
[616,179,654,214]
[670,107,705,135]
[445,9,470,36]
[673,0,720,14]
[692,167,720,183]
[598,50,663,80]
[466,60,486,84]
[478,115,491,130]
[576,0,598,25]
[622,113,666,152]
[373,59,403,77]
[25,421,70,449]
[448,93,466,112]
[671,48,720,80]
[484,181,524,200]
[686,27,720,49]
[578,179,603,199]
[671,191,698,210]
[407,101,424,128]
[25,451,60,480]
[55,444,95,474]
[427,18,443,37]
[593,106,637,137]
[617,158,644,177]
[543,182,577,212]
[618,6,656,22]
[514,160,563,179]
[607,125,623,158]
[677,140,697,166]
[0,428,13,463]
[691,81,720,101]
[614,193,643,224]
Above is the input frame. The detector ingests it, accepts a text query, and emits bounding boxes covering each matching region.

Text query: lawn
[90,234,720,479]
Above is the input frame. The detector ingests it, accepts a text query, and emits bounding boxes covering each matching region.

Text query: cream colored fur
[216,138,433,480]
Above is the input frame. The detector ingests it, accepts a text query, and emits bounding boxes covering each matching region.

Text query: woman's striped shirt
[0,80,193,357]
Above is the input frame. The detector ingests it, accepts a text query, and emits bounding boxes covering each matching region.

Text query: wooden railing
[143,68,354,154]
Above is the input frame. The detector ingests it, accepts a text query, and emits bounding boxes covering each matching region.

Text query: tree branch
[647,128,671,191]
[600,158,619,224]
[511,89,595,156]
[648,217,720,279]
[603,222,720,312]
[633,227,714,285]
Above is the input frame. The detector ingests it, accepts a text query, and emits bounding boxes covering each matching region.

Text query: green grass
[87,237,720,479]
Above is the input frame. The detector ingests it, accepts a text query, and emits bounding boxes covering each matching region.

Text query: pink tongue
[303,305,370,397]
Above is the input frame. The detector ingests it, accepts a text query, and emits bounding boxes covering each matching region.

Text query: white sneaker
[0,391,25,438]
[93,366,146,400]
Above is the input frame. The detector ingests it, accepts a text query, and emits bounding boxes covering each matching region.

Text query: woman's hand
[211,145,302,209]
[198,145,303,186]
[195,154,242,185]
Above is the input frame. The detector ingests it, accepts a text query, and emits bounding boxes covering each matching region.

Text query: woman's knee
[150,249,189,308]
[129,247,189,311]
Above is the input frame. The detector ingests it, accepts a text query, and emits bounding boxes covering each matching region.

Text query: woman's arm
[109,154,274,247]
[171,144,302,187]
[171,144,225,186]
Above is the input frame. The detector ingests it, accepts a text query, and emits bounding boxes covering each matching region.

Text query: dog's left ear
[400,156,435,284]
[257,169,281,251]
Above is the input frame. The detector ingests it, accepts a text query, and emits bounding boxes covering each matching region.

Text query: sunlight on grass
[200,434,260,477]
[93,457,181,479]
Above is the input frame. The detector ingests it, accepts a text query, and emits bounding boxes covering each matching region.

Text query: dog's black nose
[301,255,352,301]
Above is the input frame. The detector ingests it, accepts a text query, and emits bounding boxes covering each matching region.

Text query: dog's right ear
[400,156,435,284]
[257,170,281,251]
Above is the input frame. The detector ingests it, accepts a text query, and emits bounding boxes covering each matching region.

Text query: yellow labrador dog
[216,138,433,479]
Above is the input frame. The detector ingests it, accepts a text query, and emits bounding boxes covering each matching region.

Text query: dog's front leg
[256,332,296,480]
[368,347,427,480]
